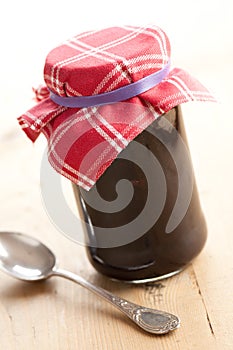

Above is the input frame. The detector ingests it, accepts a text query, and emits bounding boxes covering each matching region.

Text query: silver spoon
[0,231,180,335]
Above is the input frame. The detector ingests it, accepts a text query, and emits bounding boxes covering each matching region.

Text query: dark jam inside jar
[73,106,207,282]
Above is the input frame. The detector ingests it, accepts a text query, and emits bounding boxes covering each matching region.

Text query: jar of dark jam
[72,105,207,283]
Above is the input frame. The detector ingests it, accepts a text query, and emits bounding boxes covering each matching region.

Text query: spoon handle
[53,268,180,334]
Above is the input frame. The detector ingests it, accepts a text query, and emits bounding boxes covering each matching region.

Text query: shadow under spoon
[0,231,180,335]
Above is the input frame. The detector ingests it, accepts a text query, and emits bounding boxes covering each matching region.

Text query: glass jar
[72,105,207,283]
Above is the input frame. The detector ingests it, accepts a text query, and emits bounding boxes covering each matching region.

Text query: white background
[0,0,232,122]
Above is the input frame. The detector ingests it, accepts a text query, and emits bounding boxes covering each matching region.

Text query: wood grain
[1,104,233,349]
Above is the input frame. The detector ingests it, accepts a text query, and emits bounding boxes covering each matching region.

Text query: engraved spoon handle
[53,268,180,334]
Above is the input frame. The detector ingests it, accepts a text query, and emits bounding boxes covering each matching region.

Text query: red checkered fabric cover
[18,25,215,190]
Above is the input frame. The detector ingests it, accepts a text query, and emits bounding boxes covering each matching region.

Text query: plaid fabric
[18,25,215,190]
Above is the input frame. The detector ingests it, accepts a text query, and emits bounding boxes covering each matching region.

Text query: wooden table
[1,15,233,350]
[1,98,233,350]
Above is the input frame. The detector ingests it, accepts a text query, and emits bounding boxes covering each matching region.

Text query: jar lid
[18,25,215,190]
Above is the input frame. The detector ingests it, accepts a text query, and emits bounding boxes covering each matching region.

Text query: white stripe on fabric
[46,106,126,186]
[114,102,158,140]
[44,74,63,87]
[51,26,151,93]
[48,156,91,190]
[151,26,168,66]
[91,107,129,147]
[66,83,87,97]
[122,110,149,136]
[172,76,196,100]
[191,91,215,98]
[93,55,167,95]
[48,141,95,186]
[64,108,150,180]
[144,99,164,115]
[157,92,184,107]
[25,111,41,123]
[25,106,67,133]
[51,44,126,95]
[49,119,127,183]
[128,63,164,74]
[85,141,116,178]
[122,25,168,64]
[85,104,158,178]
[126,54,167,66]
[50,26,170,96]
[63,101,162,182]
[165,98,189,110]
[103,74,130,94]
[42,125,51,139]
[48,110,92,151]
[65,25,149,64]
[145,26,168,65]
[86,113,122,153]
[46,113,96,186]
[93,65,130,95]
[68,25,169,72]
[191,94,216,101]
[84,110,154,178]
[166,78,192,102]
[19,122,30,129]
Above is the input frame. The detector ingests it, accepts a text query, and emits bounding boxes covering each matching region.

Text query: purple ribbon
[49,61,170,108]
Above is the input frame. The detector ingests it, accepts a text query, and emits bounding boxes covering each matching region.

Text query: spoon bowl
[0,231,180,335]
[0,232,56,281]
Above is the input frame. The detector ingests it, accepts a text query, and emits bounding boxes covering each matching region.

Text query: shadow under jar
[73,105,207,283]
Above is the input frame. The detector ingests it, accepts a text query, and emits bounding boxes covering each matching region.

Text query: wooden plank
[0,262,219,350]
[1,109,233,349]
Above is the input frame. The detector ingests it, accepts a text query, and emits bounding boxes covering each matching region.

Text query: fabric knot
[33,85,50,101]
